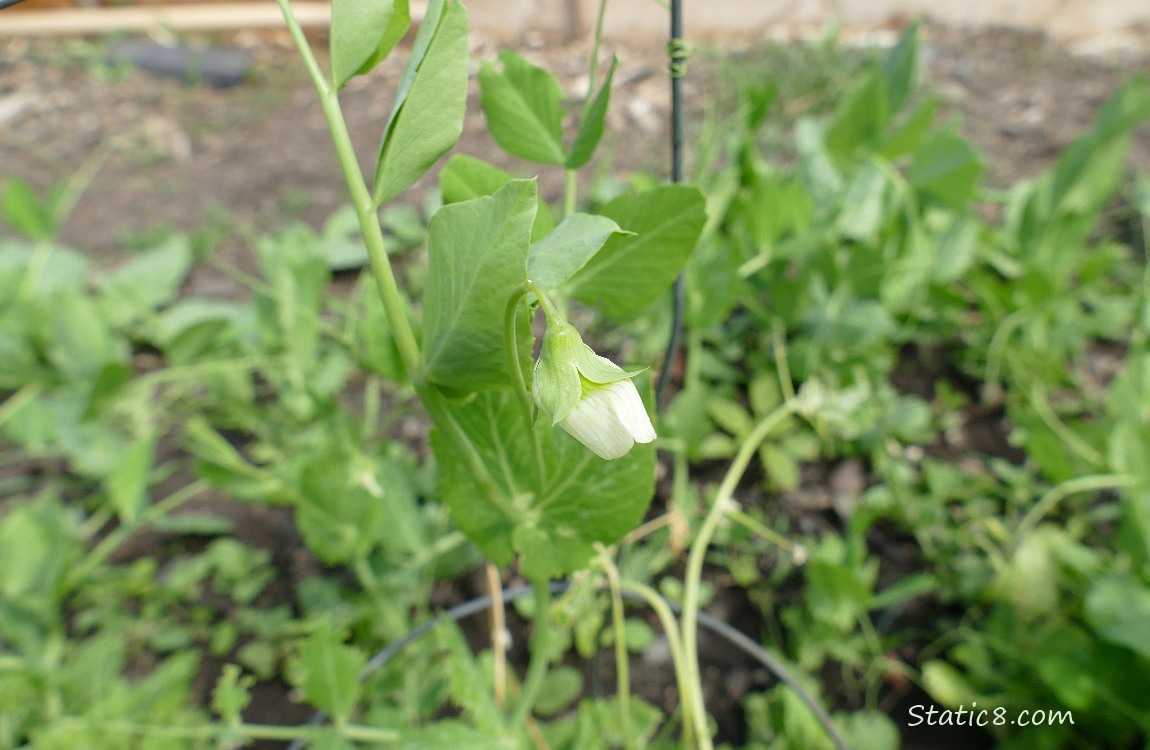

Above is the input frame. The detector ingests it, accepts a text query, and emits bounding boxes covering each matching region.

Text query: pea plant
[264,0,827,747]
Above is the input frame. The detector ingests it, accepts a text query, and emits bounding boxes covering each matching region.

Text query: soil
[2,18,1150,750]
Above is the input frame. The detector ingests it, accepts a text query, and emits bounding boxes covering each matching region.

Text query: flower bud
[532,321,656,460]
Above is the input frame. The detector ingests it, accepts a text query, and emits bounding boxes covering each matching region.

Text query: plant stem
[727,508,807,565]
[57,718,399,744]
[510,581,553,729]
[563,169,578,218]
[680,401,797,749]
[275,0,421,381]
[598,550,634,749]
[72,480,210,585]
[524,280,563,323]
[1015,473,1139,544]
[505,286,547,487]
[584,0,609,118]
[485,563,509,708]
[0,383,41,430]
[618,579,696,749]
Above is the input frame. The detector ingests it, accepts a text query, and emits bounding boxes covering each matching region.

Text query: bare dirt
[2,18,1150,748]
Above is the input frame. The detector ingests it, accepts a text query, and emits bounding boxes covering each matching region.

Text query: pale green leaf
[1085,574,1150,659]
[566,56,618,169]
[330,0,411,88]
[439,154,556,240]
[436,621,504,731]
[293,620,366,723]
[431,389,655,579]
[373,0,469,205]
[568,185,706,319]
[527,212,627,290]
[907,131,983,208]
[421,179,537,392]
[97,235,193,327]
[105,430,156,524]
[478,51,567,165]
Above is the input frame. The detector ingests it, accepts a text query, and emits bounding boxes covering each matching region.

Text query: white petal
[605,380,656,444]
[557,380,656,460]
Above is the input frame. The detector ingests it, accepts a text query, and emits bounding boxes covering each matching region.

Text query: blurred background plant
[1,5,1149,749]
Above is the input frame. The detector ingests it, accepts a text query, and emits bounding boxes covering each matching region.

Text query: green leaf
[527,212,628,290]
[878,95,937,159]
[293,620,366,723]
[930,211,979,282]
[825,72,889,162]
[568,185,706,319]
[536,665,583,716]
[796,119,845,211]
[211,665,254,724]
[838,711,900,750]
[185,417,290,504]
[566,56,618,169]
[1048,76,1150,216]
[439,154,556,240]
[921,660,980,708]
[421,179,537,392]
[436,621,504,731]
[478,50,567,165]
[330,0,411,88]
[105,430,156,524]
[96,235,193,327]
[295,449,385,565]
[373,0,470,205]
[575,696,663,749]
[44,292,128,381]
[431,389,655,578]
[2,178,56,240]
[907,131,983,208]
[881,21,919,114]
[835,159,895,241]
[0,494,80,612]
[1085,574,1150,659]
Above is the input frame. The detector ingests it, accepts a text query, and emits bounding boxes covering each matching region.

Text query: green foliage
[569,185,707,319]
[432,389,656,579]
[688,21,1150,748]
[373,0,470,205]
[422,179,537,391]
[330,0,410,88]
[7,7,1150,750]
[478,50,617,169]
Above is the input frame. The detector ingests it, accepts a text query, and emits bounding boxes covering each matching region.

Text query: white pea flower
[532,320,656,460]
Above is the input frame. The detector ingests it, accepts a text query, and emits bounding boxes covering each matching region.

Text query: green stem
[0,383,41,430]
[727,508,807,565]
[599,551,634,749]
[584,0,609,116]
[618,579,696,749]
[681,401,797,749]
[1015,473,1139,545]
[1028,385,1105,468]
[524,280,563,323]
[276,0,421,380]
[563,169,578,218]
[505,286,547,487]
[52,718,398,744]
[510,581,553,729]
[71,480,210,587]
